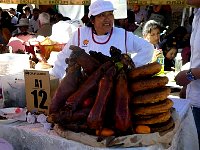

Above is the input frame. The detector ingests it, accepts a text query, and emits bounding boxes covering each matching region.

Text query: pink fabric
[7,35,35,53]
[7,38,25,53]
[16,34,34,42]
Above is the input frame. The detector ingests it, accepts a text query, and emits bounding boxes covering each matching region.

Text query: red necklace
[92,28,113,44]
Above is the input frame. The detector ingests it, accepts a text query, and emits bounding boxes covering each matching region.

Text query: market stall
[0,0,198,150]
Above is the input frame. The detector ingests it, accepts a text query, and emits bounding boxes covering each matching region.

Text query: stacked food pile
[129,63,174,133]
[47,45,175,143]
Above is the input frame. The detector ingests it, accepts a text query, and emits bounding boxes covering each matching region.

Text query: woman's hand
[175,70,191,86]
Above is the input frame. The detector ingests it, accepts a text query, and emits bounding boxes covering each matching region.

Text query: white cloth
[0,138,13,150]
[0,99,198,150]
[58,5,84,20]
[186,8,200,107]
[50,26,154,79]
[50,20,80,44]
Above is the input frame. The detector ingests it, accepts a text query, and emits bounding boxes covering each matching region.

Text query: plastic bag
[2,73,26,108]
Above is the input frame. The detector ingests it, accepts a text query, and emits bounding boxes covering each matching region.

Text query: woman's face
[144,28,160,45]
[133,4,140,13]
[166,48,177,60]
[93,11,114,35]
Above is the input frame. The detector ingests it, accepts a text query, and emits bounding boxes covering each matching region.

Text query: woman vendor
[50,0,154,79]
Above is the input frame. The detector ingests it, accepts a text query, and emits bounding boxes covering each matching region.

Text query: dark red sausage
[114,70,132,131]
[49,63,81,114]
[87,66,116,129]
[47,107,91,124]
[65,61,113,113]
[69,45,101,75]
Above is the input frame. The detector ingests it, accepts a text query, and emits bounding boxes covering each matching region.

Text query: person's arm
[126,32,154,67]
[175,68,200,86]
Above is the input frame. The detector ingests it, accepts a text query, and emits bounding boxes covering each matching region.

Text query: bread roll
[129,62,161,80]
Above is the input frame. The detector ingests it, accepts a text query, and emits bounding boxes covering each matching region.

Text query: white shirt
[11,16,18,25]
[186,8,200,107]
[134,9,147,24]
[29,17,39,33]
[50,26,154,79]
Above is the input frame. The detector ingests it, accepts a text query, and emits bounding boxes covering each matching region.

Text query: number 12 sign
[24,70,51,115]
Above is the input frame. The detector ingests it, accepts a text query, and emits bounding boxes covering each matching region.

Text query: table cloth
[0,98,198,150]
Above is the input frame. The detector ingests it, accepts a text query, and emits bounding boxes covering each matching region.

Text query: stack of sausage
[47,45,175,138]
[129,62,174,134]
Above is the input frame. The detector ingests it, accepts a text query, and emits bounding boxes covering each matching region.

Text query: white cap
[88,0,116,18]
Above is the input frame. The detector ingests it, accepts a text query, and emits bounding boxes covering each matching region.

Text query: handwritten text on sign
[24,70,51,115]
[127,0,186,5]
[0,0,90,4]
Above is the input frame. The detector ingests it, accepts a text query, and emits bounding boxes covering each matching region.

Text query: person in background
[0,17,12,45]
[162,26,188,49]
[46,8,56,25]
[12,18,32,36]
[0,11,13,32]
[175,0,200,147]
[181,36,191,66]
[161,40,177,71]
[23,6,32,20]
[8,18,35,53]
[142,20,162,62]
[142,20,161,48]
[115,10,138,32]
[17,13,27,24]
[36,12,52,37]
[53,12,64,24]
[17,4,26,15]
[8,8,18,26]
[147,5,172,29]
[50,0,154,79]
[132,4,147,25]
[29,8,40,33]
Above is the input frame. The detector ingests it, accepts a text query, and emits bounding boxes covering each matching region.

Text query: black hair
[24,6,31,11]
[33,8,40,13]
[161,40,178,57]
[86,15,95,27]
[127,9,135,23]
[9,8,15,11]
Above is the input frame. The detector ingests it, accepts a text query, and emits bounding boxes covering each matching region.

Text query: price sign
[24,70,51,115]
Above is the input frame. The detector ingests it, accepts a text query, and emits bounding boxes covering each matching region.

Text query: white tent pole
[181,7,187,26]
[189,6,193,16]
